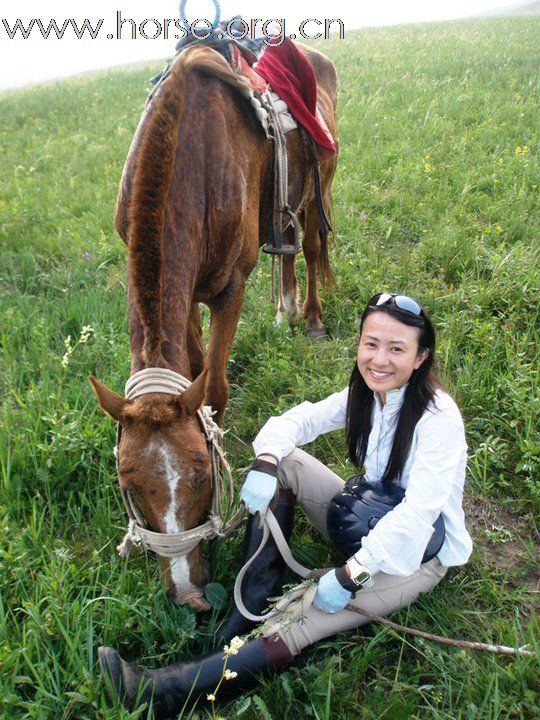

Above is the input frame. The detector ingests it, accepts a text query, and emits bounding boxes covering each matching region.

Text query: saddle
[149,25,334,255]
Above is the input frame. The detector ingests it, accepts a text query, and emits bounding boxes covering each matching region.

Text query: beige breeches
[270,448,448,656]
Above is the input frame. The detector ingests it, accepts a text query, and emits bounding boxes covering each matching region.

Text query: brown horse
[91,42,338,610]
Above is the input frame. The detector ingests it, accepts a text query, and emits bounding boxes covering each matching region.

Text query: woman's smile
[368,368,393,380]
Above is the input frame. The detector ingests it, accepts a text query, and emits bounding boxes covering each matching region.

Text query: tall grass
[1,16,538,720]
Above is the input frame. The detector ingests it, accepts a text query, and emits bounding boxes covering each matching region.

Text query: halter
[114,368,244,560]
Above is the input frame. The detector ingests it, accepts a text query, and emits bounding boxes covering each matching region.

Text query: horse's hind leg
[186,301,205,380]
[302,202,327,339]
[276,228,303,327]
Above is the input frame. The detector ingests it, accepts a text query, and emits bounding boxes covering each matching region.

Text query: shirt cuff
[350,548,381,577]
[252,442,286,463]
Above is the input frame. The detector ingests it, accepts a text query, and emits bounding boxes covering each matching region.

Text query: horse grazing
[91,42,338,610]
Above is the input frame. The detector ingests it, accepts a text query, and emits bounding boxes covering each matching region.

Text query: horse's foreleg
[302,203,327,338]
[186,301,205,381]
[206,272,247,425]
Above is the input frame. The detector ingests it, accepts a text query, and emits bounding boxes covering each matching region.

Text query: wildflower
[82,251,91,260]
[60,326,94,369]
[224,669,238,680]
[223,636,245,657]
[62,335,72,368]
[515,145,529,155]
[424,162,431,173]
[80,325,94,343]
[206,693,216,702]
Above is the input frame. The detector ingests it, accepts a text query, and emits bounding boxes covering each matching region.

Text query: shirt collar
[374,383,408,413]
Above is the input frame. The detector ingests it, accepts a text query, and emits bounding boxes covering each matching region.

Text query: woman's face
[357,311,429,401]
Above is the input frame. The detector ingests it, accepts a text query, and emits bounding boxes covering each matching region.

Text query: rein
[234,511,534,658]
[115,368,244,559]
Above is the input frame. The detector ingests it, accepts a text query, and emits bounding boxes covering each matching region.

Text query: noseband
[114,368,244,560]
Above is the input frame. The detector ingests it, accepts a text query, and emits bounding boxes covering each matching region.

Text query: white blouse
[253,385,473,577]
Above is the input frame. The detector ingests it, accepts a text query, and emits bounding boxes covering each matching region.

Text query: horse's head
[90,370,213,611]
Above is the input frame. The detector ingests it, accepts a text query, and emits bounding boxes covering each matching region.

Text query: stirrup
[262,207,301,255]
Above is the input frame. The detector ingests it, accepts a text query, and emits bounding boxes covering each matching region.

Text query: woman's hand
[313,568,353,613]
[240,456,278,521]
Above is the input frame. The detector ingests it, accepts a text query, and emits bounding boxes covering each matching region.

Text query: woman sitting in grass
[99,292,473,719]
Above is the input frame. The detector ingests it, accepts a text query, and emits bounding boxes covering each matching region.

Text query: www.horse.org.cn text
[1,15,346,43]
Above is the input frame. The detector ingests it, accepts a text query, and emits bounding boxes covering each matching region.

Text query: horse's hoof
[306,328,328,340]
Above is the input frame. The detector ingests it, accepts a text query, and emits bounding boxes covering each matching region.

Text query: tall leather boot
[99,633,294,719]
[217,488,296,644]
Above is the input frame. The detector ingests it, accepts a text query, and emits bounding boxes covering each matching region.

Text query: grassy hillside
[1,16,538,720]
[478,1,540,16]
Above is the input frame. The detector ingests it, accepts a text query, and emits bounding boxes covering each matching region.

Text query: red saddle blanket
[232,39,336,156]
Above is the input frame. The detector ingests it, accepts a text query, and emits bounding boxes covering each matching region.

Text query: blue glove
[313,569,353,613]
[240,459,278,520]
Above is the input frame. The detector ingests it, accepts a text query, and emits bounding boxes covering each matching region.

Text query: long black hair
[346,294,442,485]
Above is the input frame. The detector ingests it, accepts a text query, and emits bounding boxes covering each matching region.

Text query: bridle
[114,368,244,560]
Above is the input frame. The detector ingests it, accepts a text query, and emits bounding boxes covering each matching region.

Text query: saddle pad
[232,39,336,155]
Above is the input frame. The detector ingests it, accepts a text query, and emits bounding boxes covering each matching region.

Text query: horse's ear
[178,368,208,416]
[89,376,126,421]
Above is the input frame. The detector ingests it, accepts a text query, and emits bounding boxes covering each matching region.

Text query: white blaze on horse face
[152,440,192,595]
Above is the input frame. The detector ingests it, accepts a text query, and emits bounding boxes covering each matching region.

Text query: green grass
[1,16,539,720]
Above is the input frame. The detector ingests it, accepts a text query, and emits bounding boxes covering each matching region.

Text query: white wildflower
[224,669,238,680]
[61,335,73,367]
[223,636,245,656]
[79,325,94,343]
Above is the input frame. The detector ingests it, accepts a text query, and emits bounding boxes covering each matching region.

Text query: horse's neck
[128,286,193,378]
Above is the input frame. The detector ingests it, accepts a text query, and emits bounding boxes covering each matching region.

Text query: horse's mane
[126,47,250,366]
[183,45,251,94]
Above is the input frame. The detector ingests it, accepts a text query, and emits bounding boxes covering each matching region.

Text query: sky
[0,1,527,90]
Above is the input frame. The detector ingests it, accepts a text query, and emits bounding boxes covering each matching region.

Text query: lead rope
[234,510,535,658]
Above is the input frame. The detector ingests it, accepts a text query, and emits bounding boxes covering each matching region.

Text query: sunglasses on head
[370,292,424,316]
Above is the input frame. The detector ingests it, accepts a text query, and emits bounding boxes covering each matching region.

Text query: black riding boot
[99,633,294,719]
[217,488,296,644]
